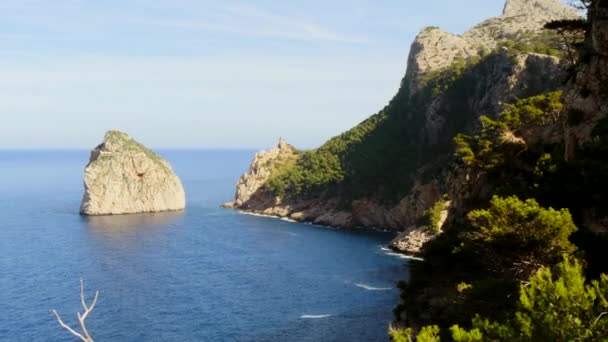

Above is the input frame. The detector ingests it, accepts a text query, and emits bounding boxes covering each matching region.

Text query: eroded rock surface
[80,131,186,215]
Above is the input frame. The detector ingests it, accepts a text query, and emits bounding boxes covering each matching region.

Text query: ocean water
[0,150,410,342]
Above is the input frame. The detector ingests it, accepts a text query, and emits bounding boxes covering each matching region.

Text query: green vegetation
[264,112,384,198]
[500,91,564,129]
[389,2,608,341]
[262,26,571,203]
[467,196,577,261]
[420,54,483,95]
[390,325,441,342]
[544,19,589,65]
[266,149,343,197]
[497,30,566,58]
[98,130,165,167]
[393,256,608,341]
[454,116,509,170]
[263,47,521,202]
[421,197,449,234]
[454,92,564,171]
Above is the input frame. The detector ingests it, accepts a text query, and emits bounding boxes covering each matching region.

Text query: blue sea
[0,150,410,342]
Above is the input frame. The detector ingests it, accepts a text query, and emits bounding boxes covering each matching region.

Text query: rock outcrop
[222,138,297,209]
[80,130,186,215]
[404,0,578,94]
[224,0,578,255]
[389,201,451,255]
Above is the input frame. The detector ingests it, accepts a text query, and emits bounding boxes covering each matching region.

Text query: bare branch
[52,280,98,342]
[593,311,608,326]
[80,278,88,311]
[52,309,87,342]
[78,312,94,342]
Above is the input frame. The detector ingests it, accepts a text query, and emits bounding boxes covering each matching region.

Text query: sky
[0,0,508,149]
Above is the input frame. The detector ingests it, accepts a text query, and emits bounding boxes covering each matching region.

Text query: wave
[379,246,424,261]
[383,251,424,261]
[355,283,392,291]
[300,314,332,319]
[238,211,300,224]
[237,211,279,219]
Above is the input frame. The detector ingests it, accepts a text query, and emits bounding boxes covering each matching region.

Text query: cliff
[393,0,608,332]
[80,130,186,215]
[226,0,577,254]
[224,0,608,335]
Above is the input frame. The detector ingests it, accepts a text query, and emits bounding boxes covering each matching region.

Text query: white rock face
[405,0,579,93]
[225,137,296,207]
[80,131,186,215]
[502,0,577,18]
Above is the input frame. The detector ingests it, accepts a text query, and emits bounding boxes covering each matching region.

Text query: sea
[0,150,411,341]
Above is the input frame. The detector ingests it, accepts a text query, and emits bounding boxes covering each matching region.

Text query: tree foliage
[467,196,577,261]
[394,256,608,341]
[544,19,588,65]
[454,92,564,171]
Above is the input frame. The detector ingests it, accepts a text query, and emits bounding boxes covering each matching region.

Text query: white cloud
[121,2,366,43]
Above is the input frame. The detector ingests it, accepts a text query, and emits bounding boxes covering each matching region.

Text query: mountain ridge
[224,0,576,247]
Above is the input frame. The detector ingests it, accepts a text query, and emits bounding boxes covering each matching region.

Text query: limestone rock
[502,0,577,18]
[389,201,450,256]
[389,228,436,256]
[80,130,186,215]
[405,0,579,94]
[224,138,297,208]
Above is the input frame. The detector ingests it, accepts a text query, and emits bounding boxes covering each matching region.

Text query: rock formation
[80,130,186,215]
[222,137,297,209]
[225,0,579,255]
[389,201,451,255]
[404,0,578,94]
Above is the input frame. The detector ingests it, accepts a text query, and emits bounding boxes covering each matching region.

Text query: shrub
[454,116,508,170]
[467,195,577,260]
[421,197,449,233]
[500,91,563,130]
[390,325,441,342]
[395,256,608,341]
[454,92,564,171]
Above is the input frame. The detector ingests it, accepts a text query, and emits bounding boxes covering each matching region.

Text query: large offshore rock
[80,130,186,215]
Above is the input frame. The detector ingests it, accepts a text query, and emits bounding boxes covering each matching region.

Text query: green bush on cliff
[454,92,564,171]
[421,197,449,233]
[266,150,344,197]
[454,116,508,170]
[498,30,565,58]
[467,195,577,261]
[390,325,441,342]
[500,91,564,129]
[393,256,608,341]
[420,53,484,95]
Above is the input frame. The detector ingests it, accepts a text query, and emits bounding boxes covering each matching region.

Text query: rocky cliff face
[564,1,608,232]
[404,0,578,95]
[225,0,577,255]
[80,130,186,215]
[223,138,297,209]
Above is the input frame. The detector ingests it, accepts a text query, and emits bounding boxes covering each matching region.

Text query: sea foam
[300,314,332,319]
[355,283,392,291]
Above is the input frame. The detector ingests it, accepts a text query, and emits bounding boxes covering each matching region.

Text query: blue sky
[0,0,508,149]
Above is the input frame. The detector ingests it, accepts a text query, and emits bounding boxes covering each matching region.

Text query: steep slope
[226,0,577,242]
[390,1,608,335]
